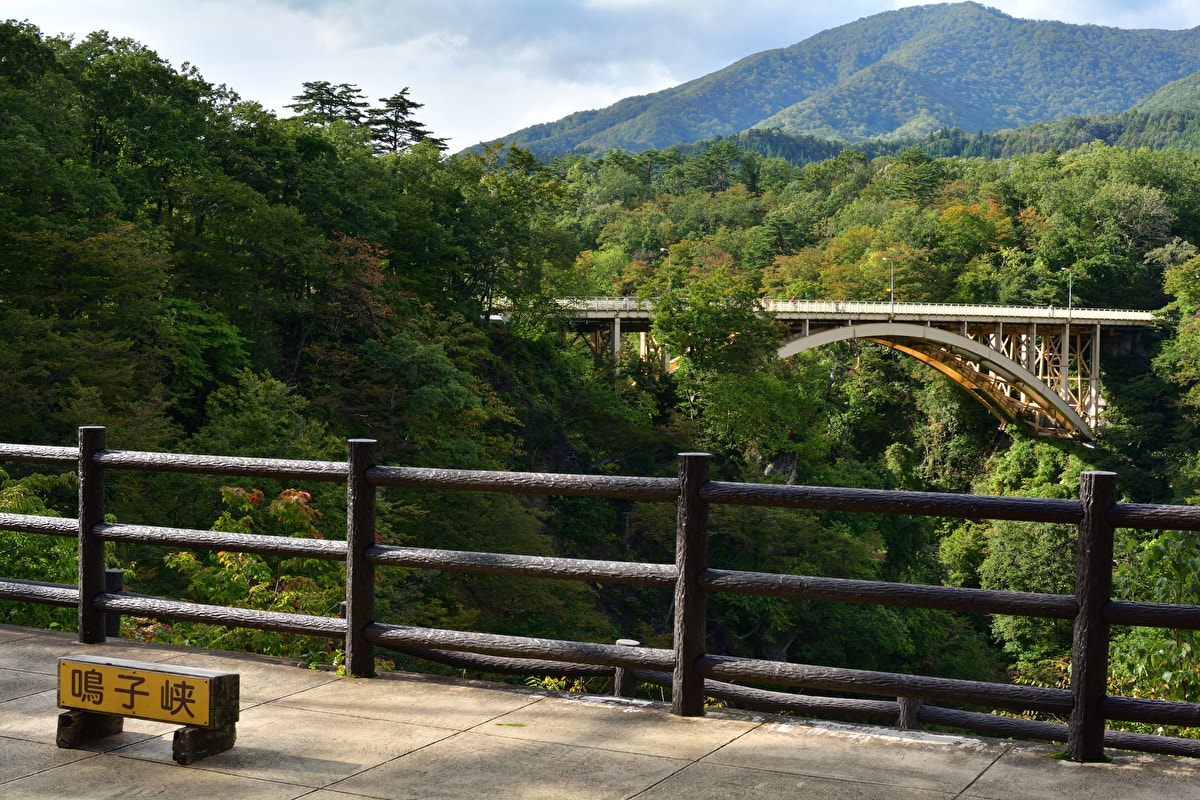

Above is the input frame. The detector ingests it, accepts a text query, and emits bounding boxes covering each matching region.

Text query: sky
[6,1,1200,151]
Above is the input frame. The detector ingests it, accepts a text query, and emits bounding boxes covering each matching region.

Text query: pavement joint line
[642,757,970,797]
[950,743,1014,799]
[0,677,57,705]
[104,748,343,797]
[625,721,769,800]
[625,759,698,799]
[0,737,104,787]
[320,727,476,795]
[90,716,452,796]
[468,697,756,762]
[109,743,347,791]
[684,715,766,762]
[272,696,541,732]
[462,692,562,732]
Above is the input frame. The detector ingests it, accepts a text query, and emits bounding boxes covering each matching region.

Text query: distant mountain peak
[485,2,1200,156]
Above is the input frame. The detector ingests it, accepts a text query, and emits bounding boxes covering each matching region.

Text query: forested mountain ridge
[699,106,1200,167]
[490,2,1200,155]
[1137,70,1200,111]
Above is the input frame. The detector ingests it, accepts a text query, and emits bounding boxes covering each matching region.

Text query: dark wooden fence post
[672,452,710,716]
[898,697,922,730]
[344,438,378,677]
[77,426,107,643]
[613,638,641,698]
[1067,470,1117,762]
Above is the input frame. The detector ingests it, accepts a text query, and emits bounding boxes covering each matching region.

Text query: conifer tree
[366,88,447,154]
[287,80,368,125]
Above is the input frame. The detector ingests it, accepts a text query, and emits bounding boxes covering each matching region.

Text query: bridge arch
[778,323,1094,440]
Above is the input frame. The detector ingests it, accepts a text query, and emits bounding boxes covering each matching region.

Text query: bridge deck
[565,298,1156,326]
[3,624,1199,799]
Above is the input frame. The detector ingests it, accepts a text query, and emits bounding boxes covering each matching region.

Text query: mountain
[488,2,1200,155]
[1136,70,1200,111]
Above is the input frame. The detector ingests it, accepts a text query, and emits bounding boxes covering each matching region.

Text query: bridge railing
[3,427,1200,761]
[562,297,1156,323]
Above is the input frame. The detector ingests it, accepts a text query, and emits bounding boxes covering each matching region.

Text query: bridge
[566,299,1157,441]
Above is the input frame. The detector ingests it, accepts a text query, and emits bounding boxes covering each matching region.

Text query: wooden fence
[4,427,1200,761]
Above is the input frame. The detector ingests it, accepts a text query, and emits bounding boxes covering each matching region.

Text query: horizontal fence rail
[367,464,679,501]
[3,429,1200,760]
[701,480,1085,523]
[94,522,349,560]
[698,569,1080,618]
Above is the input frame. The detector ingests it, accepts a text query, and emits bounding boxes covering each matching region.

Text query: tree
[0,224,178,447]
[149,484,346,662]
[652,266,780,376]
[286,80,368,125]
[443,145,580,324]
[58,31,218,222]
[0,469,78,629]
[366,88,446,155]
[681,139,745,193]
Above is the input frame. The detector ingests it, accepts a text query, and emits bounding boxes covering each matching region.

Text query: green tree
[0,470,78,629]
[145,485,345,663]
[652,266,780,375]
[366,88,446,154]
[1110,529,1200,708]
[58,31,218,222]
[286,80,368,125]
[445,145,580,325]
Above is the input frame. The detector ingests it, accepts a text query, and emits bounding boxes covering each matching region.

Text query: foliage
[0,470,78,629]
[6,16,1200,719]
[287,80,369,125]
[1110,529,1200,706]
[366,88,447,154]
[135,484,345,664]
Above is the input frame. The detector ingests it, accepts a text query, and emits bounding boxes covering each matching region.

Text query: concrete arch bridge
[567,298,1156,441]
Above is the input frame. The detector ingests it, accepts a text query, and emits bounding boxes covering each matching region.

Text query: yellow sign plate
[58,657,217,726]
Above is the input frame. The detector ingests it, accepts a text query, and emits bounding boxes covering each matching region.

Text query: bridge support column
[1029,323,1037,372]
[1090,324,1101,427]
[1061,322,1071,401]
[611,316,621,360]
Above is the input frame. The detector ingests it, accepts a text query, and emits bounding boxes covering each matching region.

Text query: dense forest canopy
[5,20,1200,727]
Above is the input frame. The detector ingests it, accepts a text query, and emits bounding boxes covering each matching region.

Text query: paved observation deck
[3,625,1200,799]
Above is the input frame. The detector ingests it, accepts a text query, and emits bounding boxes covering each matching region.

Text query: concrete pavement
[3,623,1200,799]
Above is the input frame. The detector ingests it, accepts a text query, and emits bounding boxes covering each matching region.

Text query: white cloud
[6,0,1200,148]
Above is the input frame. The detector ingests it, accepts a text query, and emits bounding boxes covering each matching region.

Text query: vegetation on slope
[4,21,1200,728]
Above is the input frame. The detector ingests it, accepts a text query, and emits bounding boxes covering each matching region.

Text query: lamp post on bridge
[1064,267,1073,319]
[883,256,894,316]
